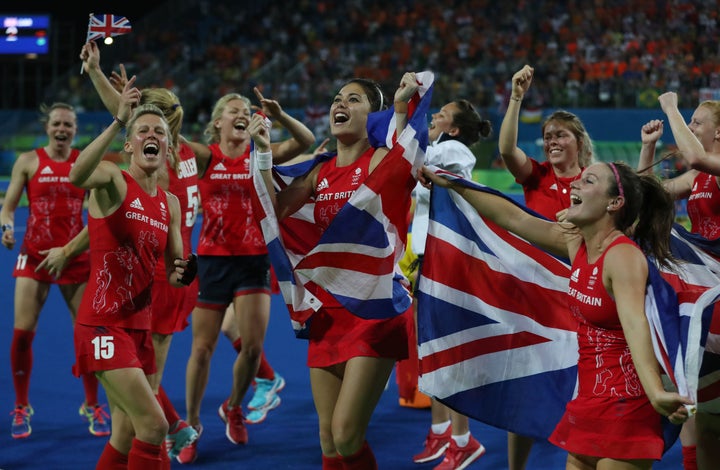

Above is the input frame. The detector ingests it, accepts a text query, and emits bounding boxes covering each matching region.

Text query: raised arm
[419,166,569,258]
[252,87,316,163]
[392,72,421,137]
[70,77,140,191]
[80,41,122,116]
[250,109,317,220]
[606,244,692,425]
[637,118,694,200]
[498,65,534,182]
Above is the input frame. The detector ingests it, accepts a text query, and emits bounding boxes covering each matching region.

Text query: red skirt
[307,305,411,368]
[549,394,664,459]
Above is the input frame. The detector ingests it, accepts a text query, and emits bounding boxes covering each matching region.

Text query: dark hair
[344,78,388,112]
[606,161,676,269]
[446,99,493,147]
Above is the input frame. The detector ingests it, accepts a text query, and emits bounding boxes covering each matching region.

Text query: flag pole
[80,13,92,74]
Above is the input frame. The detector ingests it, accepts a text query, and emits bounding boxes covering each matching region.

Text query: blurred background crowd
[1,0,718,172]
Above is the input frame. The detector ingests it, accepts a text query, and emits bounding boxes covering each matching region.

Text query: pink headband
[608,163,624,199]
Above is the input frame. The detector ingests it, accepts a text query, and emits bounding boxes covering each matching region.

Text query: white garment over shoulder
[411,137,476,256]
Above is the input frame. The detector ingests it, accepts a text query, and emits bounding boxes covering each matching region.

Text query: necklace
[553,169,582,206]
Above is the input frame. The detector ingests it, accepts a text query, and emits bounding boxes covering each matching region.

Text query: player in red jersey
[255,72,419,469]
[178,86,315,462]
[81,40,201,461]
[70,79,196,469]
[421,161,692,469]
[497,64,594,469]
[638,92,720,469]
[0,102,109,439]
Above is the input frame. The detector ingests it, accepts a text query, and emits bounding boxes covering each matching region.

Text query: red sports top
[551,236,663,458]
[686,172,720,239]
[77,172,170,330]
[22,147,88,259]
[196,143,266,256]
[522,159,580,220]
[154,143,199,280]
[313,147,374,231]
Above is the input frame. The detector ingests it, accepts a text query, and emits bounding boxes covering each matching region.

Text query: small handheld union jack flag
[85,13,132,42]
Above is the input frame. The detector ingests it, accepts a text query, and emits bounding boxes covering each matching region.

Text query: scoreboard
[1,14,49,55]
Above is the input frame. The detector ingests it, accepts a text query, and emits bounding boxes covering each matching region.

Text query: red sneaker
[218,399,248,445]
[413,426,451,463]
[433,436,485,470]
[176,424,202,464]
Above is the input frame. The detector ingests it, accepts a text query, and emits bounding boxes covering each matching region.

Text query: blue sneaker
[10,405,33,439]
[166,419,199,459]
[245,395,281,424]
[248,374,285,410]
[79,403,111,437]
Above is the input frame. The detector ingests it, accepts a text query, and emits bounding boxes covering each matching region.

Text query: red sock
[682,445,697,470]
[128,438,163,470]
[96,442,128,470]
[256,351,274,380]
[232,337,242,353]
[322,454,344,470]
[82,373,99,407]
[340,441,377,470]
[157,386,180,428]
[11,328,35,405]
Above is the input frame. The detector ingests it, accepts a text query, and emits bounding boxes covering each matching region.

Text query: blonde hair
[204,93,252,144]
[141,88,183,170]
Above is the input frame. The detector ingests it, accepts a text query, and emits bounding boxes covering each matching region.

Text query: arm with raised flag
[251,72,433,467]
[79,41,123,114]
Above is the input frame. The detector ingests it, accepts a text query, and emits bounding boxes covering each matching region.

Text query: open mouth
[143,142,159,156]
[333,112,349,125]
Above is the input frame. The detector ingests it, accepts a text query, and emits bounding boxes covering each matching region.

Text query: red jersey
[77,172,170,330]
[313,148,374,231]
[686,172,720,239]
[154,143,199,281]
[22,148,88,259]
[196,143,266,256]
[152,143,199,333]
[522,159,580,220]
[307,148,410,367]
[551,236,663,458]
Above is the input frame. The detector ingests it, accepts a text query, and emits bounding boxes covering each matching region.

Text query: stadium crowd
[50,0,720,134]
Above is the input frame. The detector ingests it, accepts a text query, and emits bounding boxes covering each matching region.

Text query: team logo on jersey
[130,198,145,211]
[587,266,599,290]
[159,201,167,219]
[351,167,362,186]
[316,177,329,192]
[213,162,227,171]
[40,166,54,175]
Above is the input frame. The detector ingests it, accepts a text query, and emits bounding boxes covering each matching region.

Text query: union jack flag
[417,174,717,452]
[86,14,132,42]
[252,72,434,336]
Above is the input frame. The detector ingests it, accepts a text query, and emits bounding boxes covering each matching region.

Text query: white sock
[452,431,470,447]
[431,420,451,435]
